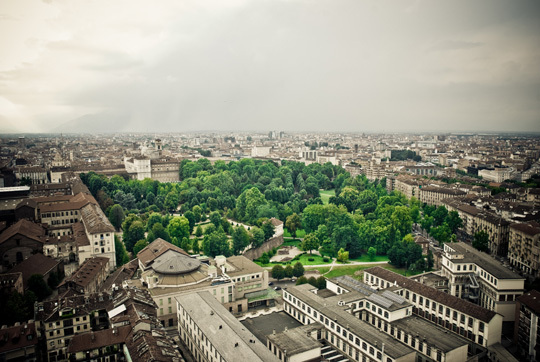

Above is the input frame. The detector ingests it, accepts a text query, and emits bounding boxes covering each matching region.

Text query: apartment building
[514,290,540,361]
[440,242,524,321]
[363,267,503,347]
[58,257,109,295]
[418,186,466,207]
[284,281,457,362]
[0,322,38,362]
[176,291,279,362]
[77,203,116,270]
[35,293,111,361]
[508,221,540,277]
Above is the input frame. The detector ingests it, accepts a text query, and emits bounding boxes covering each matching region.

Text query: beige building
[418,186,466,207]
[440,242,524,322]
[177,291,279,362]
[131,238,270,328]
[364,266,504,348]
[58,256,109,295]
[508,221,540,277]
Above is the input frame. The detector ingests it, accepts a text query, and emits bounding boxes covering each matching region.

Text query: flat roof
[446,242,523,280]
[267,324,323,356]
[241,311,303,345]
[393,316,469,353]
[176,291,279,362]
[287,284,415,359]
[364,267,498,323]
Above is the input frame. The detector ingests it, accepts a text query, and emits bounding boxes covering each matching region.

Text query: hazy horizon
[1,0,539,134]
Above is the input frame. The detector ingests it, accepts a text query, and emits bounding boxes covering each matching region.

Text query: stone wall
[243,235,284,260]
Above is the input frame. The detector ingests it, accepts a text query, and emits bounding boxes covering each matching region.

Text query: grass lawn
[283,228,306,238]
[296,253,331,265]
[319,189,335,204]
[348,254,389,263]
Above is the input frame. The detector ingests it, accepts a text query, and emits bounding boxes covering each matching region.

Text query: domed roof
[152,249,201,275]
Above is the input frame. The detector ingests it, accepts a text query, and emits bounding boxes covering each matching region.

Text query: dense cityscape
[0,131,539,361]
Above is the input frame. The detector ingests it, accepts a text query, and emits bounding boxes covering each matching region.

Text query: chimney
[91,331,95,341]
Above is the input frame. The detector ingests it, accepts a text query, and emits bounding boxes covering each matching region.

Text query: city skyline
[1,0,539,134]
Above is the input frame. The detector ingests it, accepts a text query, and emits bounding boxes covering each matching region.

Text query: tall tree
[271,265,285,280]
[133,239,148,256]
[167,216,190,241]
[285,213,301,238]
[250,227,265,248]
[108,204,125,231]
[473,230,490,252]
[301,233,320,255]
[292,262,305,277]
[232,226,250,254]
[261,220,275,241]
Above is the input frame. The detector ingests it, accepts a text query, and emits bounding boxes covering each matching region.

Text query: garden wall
[243,235,284,260]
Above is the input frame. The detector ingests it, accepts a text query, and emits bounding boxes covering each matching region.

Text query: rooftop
[151,249,201,275]
[267,324,323,356]
[364,266,499,323]
[445,242,523,280]
[177,291,279,362]
[517,290,540,314]
[287,284,415,359]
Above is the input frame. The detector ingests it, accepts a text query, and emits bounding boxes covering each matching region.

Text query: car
[291,277,297,282]
[274,286,281,291]
[268,282,274,286]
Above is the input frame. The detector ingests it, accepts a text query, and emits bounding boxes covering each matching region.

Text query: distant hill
[52,112,130,133]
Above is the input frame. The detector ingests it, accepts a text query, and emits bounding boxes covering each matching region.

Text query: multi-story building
[77,203,116,270]
[418,186,466,207]
[514,290,540,361]
[35,293,111,361]
[508,221,540,277]
[283,278,484,362]
[124,139,180,182]
[58,257,109,295]
[0,219,45,270]
[363,266,504,347]
[440,242,524,321]
[444,199,512,256]
[36,286,181,362]
[176,291,279,362]
[14,166,48,185]
[0,322,39,362]
[131,238,270,328]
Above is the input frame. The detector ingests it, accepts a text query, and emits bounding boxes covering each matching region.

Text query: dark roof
[100,259,138,292]
[80,203,114,233]
[0,219,45,245]
[137,238,189,269]
[518,290,540,314]
[60,257,109,288]
[0,322,38,354]
[364,266,498,323]
[510,222,540,237]
[67,325,131,353]
[10,254,60,289]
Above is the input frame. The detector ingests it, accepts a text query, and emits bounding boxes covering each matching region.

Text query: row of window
[42,210,79,218]
[284,292,389,362]
[365,273,485,334]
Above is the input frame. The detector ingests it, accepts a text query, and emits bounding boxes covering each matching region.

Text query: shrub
[323,257,329,262]
[308,258,314,262]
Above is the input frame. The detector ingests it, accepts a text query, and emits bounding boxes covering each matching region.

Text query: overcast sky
[1,0,539,134]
